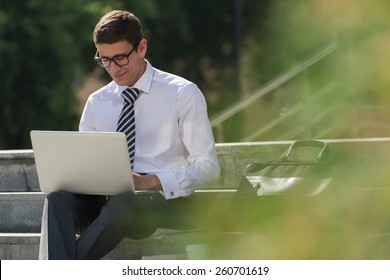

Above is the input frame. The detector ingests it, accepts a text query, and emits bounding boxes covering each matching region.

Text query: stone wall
[3,138,390,191]
[2,138,390,259]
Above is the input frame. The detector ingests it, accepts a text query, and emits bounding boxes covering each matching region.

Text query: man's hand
[132,173,163,191]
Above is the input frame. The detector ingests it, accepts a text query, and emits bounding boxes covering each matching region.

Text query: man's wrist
[149,174,163,191]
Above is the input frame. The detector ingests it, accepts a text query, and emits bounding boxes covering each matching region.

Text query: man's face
[96,39,147,86]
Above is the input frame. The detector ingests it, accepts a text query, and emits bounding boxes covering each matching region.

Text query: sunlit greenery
[0,0,272,148]
[2,0,390,148]
[2,0,390,259]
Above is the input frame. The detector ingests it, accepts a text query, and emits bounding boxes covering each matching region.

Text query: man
[43,10,220,259]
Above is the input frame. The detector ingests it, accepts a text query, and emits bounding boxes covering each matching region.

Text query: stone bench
[0,192,46,233]
[0,233,41,260]
[0,140,294,259]
[3,138,390,259]
[0,189,238,259]
[4,138,390,193]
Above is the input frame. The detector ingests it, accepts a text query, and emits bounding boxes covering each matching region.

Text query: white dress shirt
[79,61,220,199]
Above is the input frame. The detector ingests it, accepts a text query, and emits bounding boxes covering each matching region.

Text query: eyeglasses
[94,44,139,68]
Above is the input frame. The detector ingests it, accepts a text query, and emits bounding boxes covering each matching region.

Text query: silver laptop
[30,130,136,195]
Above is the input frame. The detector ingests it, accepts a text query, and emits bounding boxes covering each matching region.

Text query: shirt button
[170,191,175,197]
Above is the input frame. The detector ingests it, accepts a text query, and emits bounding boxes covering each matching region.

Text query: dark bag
[232,140,333,230]
[239,140,331,197]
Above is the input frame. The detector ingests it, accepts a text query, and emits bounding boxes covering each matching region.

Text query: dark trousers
[46,191,187,260]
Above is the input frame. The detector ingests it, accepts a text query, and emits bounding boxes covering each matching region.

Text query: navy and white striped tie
[117,87,140,169]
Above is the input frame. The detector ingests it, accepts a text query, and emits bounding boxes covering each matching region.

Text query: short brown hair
[93,10,144,45]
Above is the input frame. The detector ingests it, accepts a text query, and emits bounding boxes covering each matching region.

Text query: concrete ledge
[0,190,236,234]
[4,230,390,260]
[0,192,46,232]
[0,233,40,260]
[3,139,390,259]
[3,138,390,192]
[0,230,245,260]
[0,141,295,192]
[0,150,39,192]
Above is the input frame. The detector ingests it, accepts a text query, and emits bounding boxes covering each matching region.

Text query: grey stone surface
[0,150,39,192]
[0,143,293,192]
[3,139,390,259]
[0,193,46,232]
[0,231,244,260]
[3,139,390,192]
[0,233,40,260]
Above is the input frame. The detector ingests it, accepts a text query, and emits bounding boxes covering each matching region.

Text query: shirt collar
[114,60,154,95]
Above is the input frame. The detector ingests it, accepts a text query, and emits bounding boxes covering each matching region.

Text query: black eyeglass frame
[94,43,139,68]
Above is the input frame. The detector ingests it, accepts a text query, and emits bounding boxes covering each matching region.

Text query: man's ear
[137,39,147,56]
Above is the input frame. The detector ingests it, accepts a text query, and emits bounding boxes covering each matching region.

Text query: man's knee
[101,192,158,239]
[46,191,67,201]
[46,191,76,211]
[99,192,134,227]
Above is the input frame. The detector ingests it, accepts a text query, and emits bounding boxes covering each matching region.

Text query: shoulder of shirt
[152,67,197,89]
[86,81,121,101]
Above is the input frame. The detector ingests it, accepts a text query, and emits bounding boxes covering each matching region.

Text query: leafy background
[1,0,390,148]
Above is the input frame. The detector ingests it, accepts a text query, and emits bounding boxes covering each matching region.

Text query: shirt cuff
[155,172,182,200]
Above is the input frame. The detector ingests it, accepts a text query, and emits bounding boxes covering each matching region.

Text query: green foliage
[0,0,105,148]
[6,0,390,148]
[0,0,274,149]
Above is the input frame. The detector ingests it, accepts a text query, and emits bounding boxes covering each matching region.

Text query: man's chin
[112,73,128,85]
[113,78,127,86]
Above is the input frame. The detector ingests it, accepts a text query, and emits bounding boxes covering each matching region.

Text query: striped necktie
[117,87,140,169]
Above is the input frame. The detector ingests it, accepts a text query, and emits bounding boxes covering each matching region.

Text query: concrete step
[0,190,236,234]
[0,231,244,260]
[0,191,239,259]
[0,192,46,233]
[0,150,40,192]
[0,233,40,260]
[0,142,294,192]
